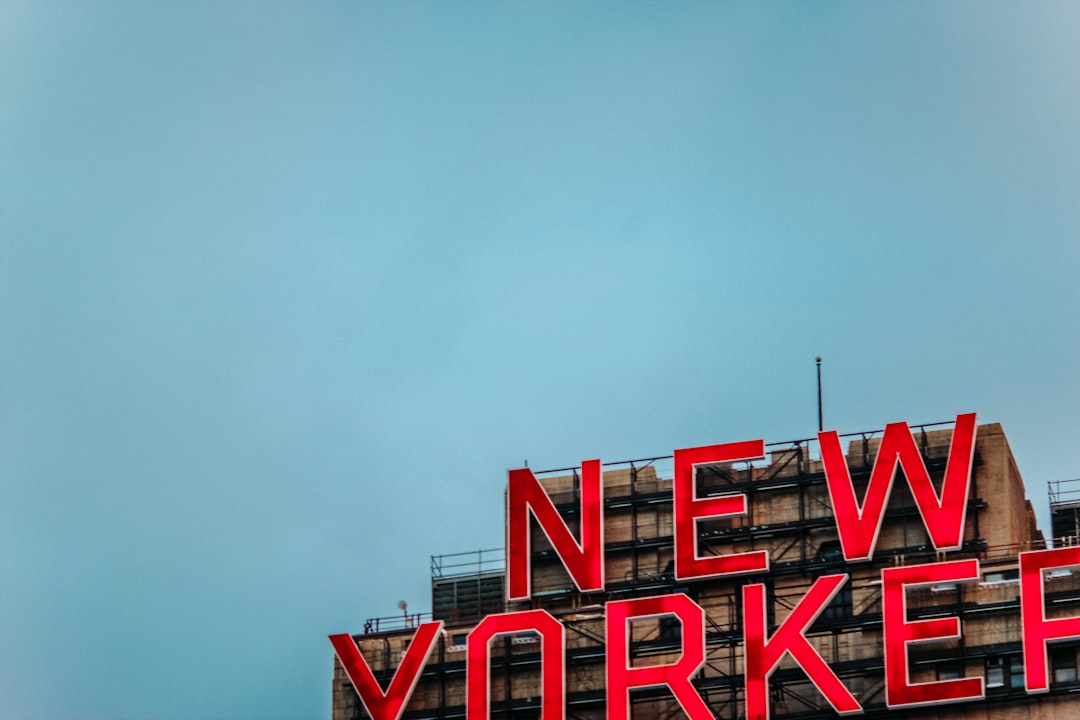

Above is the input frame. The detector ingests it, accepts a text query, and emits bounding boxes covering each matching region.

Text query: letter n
[507,458,604,600]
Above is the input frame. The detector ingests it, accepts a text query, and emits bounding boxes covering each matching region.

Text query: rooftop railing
[530,419,959,479]
[430,547,504,580]
[1050,478,1080,507]
[358,612,433,635]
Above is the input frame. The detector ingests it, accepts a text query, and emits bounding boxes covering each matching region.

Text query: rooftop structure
[333,419,1080,720]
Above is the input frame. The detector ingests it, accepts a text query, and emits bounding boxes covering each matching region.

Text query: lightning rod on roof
[816,356,823,433]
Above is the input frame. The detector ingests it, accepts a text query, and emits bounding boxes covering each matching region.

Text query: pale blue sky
[2,2,1080,719]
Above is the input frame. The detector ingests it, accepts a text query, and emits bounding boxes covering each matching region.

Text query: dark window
[817,541,844,566]
[660,615,682,641]
[936,663,962,681]
[1052,646,1077,684]
[812,542,852,623]
[822,583,853,623]
[451,633,468,647]
[983,569,1019,583]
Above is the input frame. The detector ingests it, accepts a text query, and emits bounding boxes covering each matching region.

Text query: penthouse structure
[332,419,1080,720]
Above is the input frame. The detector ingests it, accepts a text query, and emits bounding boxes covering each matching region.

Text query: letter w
[818,413,977,562]
[507,459,604,600]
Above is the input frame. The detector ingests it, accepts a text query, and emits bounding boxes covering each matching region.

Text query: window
[822,583,853,623]
[986,657,1004,688]
[1052,646,1077,684]
[814,541,852,623]
[986,655,1025,689]
[659,615,682,641]
[512,631,540,645]
[982,569,1019,585]
[816,541,844,566]
[1009,656,1025,689]
[936,663,962,681]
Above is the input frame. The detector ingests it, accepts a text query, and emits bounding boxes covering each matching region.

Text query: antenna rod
[816,356,823,432]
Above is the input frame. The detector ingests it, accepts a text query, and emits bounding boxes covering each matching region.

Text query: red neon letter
[605,594,711,720]
[743,575,861,720]
[881,559,982,708]
[674,440,769,580]
[507,458,604,600]
[1020,547,1080,693]
[818,413,977,562]
[330,621,444,720]
[467,610,564,720]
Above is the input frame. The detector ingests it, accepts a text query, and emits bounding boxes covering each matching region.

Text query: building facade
[332,419,1080,720]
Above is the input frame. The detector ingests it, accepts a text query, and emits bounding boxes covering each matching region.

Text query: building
[332,418,1080,720]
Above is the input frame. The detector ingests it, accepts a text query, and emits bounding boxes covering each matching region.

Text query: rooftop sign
[331,413,1080,720]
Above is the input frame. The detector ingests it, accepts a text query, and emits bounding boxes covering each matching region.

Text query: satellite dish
[397,600,408,613]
